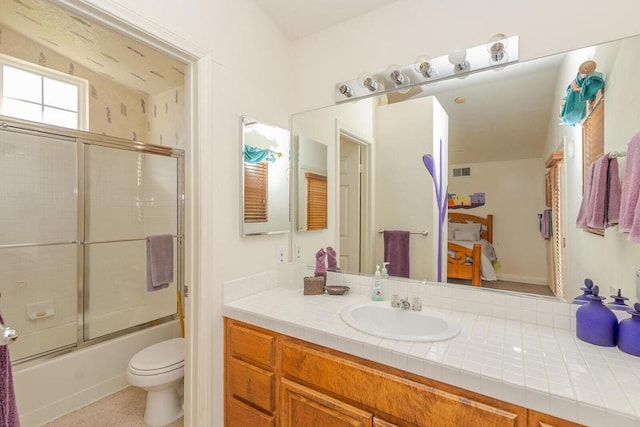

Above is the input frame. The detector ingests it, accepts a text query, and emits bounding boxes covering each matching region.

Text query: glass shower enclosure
[0,118,184,363]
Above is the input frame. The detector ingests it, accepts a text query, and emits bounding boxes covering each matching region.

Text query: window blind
[306,172,327,230]
[244,161,268,223]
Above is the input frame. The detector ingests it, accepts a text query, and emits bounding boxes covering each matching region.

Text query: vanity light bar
[334,35,519,103]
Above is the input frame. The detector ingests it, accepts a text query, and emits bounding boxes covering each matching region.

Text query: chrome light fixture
[414,56,434,78]
[487,33,509,63]
[448,48,469,73]
[335,34,519,103]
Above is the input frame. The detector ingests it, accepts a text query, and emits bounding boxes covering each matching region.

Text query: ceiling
[0,0,185,96]
[254,0,401,41]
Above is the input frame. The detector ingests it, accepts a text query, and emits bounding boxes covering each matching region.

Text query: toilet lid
[130,337,184,374]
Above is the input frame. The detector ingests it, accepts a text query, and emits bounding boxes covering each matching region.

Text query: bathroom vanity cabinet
[224,319,583,427]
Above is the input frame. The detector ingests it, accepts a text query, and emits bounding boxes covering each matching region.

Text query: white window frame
[0,53,89,130]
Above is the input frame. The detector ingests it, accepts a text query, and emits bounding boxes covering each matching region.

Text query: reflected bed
[447,213,497,287]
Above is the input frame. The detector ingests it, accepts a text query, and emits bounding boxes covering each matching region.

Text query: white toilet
[127,337,185,427]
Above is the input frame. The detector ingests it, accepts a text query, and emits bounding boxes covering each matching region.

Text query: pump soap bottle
[372,265,383,301]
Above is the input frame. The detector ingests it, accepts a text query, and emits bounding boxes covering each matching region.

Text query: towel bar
[377,229,428,236]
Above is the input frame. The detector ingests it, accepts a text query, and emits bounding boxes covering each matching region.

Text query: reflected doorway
[339,131,371,273]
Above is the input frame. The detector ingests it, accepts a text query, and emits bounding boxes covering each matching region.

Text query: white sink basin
[340,301,460,342]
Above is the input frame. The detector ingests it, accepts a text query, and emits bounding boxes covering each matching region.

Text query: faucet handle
[411,297,422,311]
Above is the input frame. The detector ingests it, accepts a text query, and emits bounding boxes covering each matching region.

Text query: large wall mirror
[241,116,290,236]
[292,33,640,302]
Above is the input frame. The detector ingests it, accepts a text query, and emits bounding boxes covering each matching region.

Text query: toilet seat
[129,337,184,376]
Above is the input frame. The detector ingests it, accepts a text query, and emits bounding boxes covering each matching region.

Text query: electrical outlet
[636,269,640,300]
[17,280,26,288]
[276,246,285,264]
[295,245,301,261]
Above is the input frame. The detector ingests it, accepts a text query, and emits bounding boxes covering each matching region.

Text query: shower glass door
[0,128,78,361]
[83,144,179,340]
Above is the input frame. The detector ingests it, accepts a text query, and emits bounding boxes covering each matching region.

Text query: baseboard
[496,273,547,286]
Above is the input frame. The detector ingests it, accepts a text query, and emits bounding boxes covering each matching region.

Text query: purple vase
[607,288,630,311]
[576,285,618,347]
[618,303,640,356]
[573,278,594,305]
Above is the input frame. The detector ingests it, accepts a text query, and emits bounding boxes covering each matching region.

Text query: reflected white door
[339,136,361,272]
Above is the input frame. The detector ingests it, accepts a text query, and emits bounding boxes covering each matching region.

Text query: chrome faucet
[399,297,411,310]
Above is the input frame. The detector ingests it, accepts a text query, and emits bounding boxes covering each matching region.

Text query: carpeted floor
[43,386,183,427]
[448,278,555,297]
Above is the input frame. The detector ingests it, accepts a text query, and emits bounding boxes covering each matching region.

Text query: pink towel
[315,248,326,275]
[606,157,621,227]
[586,155,610,230]
[146,234,174,291]
[383,230,410,278]
[620,133,640,241]
[0,312,20,427]
[326,247,338,271]
[576,162,595,229]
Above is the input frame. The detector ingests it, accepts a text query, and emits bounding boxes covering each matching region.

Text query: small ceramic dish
[325,285,350,295]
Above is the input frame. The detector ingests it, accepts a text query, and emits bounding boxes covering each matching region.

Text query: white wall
[449,158,547,284]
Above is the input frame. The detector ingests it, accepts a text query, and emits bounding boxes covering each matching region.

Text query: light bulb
[385,64,410,87]
[487,33,509,63]
[357,72,380,92]
[338,84,353,98]
[413,56,434,78]
[448,48,469,73]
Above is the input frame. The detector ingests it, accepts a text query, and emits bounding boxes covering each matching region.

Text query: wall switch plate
[276,246,285,264]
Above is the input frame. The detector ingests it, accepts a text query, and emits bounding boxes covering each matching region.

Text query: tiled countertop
[223,285,640,427]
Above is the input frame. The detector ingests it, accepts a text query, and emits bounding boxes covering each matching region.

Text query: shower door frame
[0,116,185,364]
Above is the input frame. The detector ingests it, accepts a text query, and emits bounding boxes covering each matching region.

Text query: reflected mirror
[295,136,328,231]
[292,34,640,302]
[241,116,290,236]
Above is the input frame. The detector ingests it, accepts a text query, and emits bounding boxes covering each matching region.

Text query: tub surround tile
[222,269,640,426]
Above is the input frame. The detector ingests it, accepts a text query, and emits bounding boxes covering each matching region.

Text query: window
[0,55,87,130]
[306,172,327,230]
[244,161,268,223]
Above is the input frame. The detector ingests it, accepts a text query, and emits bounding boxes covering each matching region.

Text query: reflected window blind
[306,172,327,230]
[244,161,268,223]
[582,96,604,191]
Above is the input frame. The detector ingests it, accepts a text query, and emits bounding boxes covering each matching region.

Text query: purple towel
[620,133,640,240]
[383,230,410,278]
[606,157,621,227]
[326,247,338,271]
[146,234,174,291]
[586,155,610,230]
[0,312,20,427]
[315,248,326,275]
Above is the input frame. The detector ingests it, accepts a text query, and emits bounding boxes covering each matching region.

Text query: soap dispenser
[618,303,640,356]
[573,278,594,305]
[372,265,383,301]
[381,262,390,279]
[576,285,618,347]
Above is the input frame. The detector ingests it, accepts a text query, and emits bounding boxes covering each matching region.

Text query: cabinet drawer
[281,378,372,427]
[227,357,274,413]
[228,321,274,368]
[282,340,525,426]
[227,396,274,427]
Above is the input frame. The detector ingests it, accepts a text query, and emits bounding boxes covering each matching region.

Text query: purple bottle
[576,285,618,347]
[573,278,594,305]
[607,289,630,311]
[618,303,640,356]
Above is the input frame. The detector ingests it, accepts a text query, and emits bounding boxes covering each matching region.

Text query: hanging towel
[0,312,20,427]
[576,162,596,228]
[146,234,174,291]
[586,155,611,230]
[314,248,326,275]
[606,157,621,227]
[541,209,552,239]
[620,133,640,232]
[326,246,338,271]
[383,230,410,278]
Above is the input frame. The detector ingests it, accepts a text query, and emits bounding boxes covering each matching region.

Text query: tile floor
[43,386,184,427]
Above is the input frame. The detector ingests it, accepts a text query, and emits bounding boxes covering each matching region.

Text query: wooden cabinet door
[227,397,274,427]
[373,417,400,427]
[281,378,372,427]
